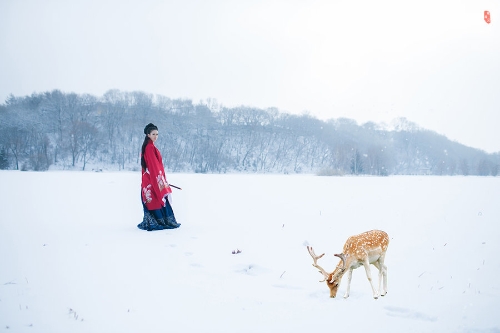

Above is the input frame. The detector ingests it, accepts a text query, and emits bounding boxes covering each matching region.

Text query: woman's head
[144,123,158,141]
[144,123,159,143]
[144,123,158,135]
[141,123,159,169]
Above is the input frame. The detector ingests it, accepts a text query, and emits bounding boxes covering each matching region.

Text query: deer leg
[378,255,388,296]
[362,260,379,299]
[343,268,353,299]
[372,261,381,295]
[372,261,387,296]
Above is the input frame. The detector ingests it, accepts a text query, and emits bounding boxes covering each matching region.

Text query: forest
[0,89,498,176]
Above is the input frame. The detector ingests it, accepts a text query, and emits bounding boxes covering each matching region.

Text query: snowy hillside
[1,171,499,332]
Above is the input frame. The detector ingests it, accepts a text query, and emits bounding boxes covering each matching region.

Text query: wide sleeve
[144,143,169,203]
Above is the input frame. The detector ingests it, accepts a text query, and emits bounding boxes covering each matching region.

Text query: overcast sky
[1,0,499,153]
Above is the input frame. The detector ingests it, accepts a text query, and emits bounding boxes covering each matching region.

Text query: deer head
[307,246,347,298]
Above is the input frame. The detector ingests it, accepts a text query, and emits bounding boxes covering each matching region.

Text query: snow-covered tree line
[0,89,498,175]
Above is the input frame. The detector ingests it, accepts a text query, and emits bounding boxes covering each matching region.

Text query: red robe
[141,141,172,210]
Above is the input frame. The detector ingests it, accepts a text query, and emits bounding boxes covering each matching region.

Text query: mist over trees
[0,89,498,176]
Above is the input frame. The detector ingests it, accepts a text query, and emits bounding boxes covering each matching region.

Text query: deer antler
[334,253,346,269]
[307,246,331,282]
[329,253,347,283]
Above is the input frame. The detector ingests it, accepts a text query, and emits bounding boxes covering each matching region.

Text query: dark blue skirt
[137,196,180,231]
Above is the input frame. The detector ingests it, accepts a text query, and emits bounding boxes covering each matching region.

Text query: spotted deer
[307,229,389,299]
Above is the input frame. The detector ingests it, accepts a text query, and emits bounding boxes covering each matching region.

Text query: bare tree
[68,121,99,170]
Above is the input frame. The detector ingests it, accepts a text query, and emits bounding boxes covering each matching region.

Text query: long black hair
[141,123,158,170]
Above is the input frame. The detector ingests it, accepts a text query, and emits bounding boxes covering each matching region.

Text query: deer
[307,229,389,299]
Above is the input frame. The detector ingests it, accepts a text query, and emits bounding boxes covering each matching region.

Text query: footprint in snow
[385,306,437,322]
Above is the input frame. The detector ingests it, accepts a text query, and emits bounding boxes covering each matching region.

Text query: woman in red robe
[137,123,180,231]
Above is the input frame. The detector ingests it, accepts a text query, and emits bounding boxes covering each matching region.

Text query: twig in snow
[280,271,286,278]
[68,308,83,321]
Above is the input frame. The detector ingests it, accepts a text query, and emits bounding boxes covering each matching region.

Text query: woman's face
[147,130,159,143]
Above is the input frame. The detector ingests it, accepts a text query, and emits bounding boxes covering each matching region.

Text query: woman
[137,123,181,231]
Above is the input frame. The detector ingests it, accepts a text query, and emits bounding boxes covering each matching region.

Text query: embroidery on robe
[142,184,153,203]
[157,170,167,191]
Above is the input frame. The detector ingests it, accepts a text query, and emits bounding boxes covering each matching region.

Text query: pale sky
[1,0,499,153]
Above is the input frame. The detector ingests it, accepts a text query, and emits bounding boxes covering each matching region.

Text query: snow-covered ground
[1,171,499,333]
